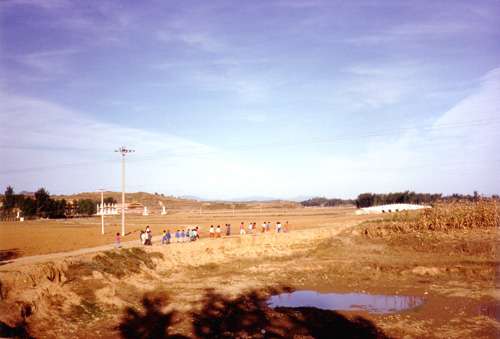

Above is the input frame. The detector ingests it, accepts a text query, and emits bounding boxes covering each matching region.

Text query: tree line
[0,186,116,220]
[301,191,497,209]
[354,190,497,208]
[354,191,442,208]
[300,197,355,207]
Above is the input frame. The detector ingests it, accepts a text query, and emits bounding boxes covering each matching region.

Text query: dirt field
[0,205,499,338]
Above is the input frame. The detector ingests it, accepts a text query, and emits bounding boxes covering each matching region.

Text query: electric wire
[1,117,499,176]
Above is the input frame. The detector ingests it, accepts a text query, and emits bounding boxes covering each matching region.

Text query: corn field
[390,199,500,233]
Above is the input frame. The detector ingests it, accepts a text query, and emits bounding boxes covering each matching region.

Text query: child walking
[114,233,121,248]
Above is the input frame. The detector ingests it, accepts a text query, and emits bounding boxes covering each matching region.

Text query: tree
[76,198,96,216]
[104,197,117,204]
[355,193,375,208]
[35,188,52,218]
[1,186,16,219]
[21,197,37,219]
[3,186,15,209]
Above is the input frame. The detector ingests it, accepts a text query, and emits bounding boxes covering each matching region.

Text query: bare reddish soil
[0,206,498,338]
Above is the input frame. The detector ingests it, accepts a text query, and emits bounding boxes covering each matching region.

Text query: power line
[0,159,119,175]
[0,145,110,152]
[1,117,499,176]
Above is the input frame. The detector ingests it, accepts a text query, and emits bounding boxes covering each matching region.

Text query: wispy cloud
[0,94,272,195]
[0,95,216,156]
[345,1,499,46]
[319,66,500,195]
[339,63,425,109]
[157,29,227,54]
[2,0,498,198]
[15,48,78,75]
[347,21,469,46]
[1,0,69,11]
[431,67,500,151]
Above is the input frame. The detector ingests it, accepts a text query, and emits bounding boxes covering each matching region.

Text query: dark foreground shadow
[118,288,392,339]
[0,321,35,339]
[0,249,20,265]
[118,292,187,339]
[0,304,34,339]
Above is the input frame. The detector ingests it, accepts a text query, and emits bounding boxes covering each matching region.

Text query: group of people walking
[173,227,200,243]
[157,227,202,244]
[209,221,290,238]
[136,221,291,246]
[140,226,154,245]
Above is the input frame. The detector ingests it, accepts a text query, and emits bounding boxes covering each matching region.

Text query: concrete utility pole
[100,188,106,235]
[115,147,135,236]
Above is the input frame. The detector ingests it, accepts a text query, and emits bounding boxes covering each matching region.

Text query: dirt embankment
[0,226,349,336]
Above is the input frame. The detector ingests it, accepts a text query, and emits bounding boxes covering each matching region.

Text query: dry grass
[372,199,499,233]
[67,248,163,279]
[355,199,500,264]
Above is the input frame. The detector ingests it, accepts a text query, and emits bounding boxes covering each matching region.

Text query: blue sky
[1,0,499,200]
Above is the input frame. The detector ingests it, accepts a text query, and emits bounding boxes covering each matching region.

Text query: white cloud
[316,66,500,196]
[0,94,278,196]
[428,67,500,163]
[433,67,500,129]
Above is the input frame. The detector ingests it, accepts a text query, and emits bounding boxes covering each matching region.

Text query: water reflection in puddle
[478,303,500,322]
[268,291,424,314]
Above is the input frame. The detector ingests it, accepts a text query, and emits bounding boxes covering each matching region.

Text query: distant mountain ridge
[180,195,314,202]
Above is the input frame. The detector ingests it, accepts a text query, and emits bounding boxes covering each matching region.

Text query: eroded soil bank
[0,222,499,338]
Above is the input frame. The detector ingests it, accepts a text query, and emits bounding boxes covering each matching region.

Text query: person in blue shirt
[166,230,171,244]
[175,230,180,243]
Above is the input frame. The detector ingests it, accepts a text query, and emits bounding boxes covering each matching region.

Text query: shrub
[68,248,163,279]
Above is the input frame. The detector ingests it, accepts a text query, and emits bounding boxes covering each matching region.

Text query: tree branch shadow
[118,287,393,338]
[117,291,188,339]
[0,321,35,339]
[0,304,34,339]
[0,249,20,266]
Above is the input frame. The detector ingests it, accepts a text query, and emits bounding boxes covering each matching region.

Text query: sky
[1,0,499,200]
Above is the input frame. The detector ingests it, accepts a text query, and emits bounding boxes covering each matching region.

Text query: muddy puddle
[268,291,424,314]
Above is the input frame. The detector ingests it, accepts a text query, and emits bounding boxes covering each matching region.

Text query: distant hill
[53,192,302,212]
[288,196,315,202]
[181,195,314,202]
[181,195,282,202]
[55,191,203,212]
[179,195,207,201]
[19,191,35,195]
